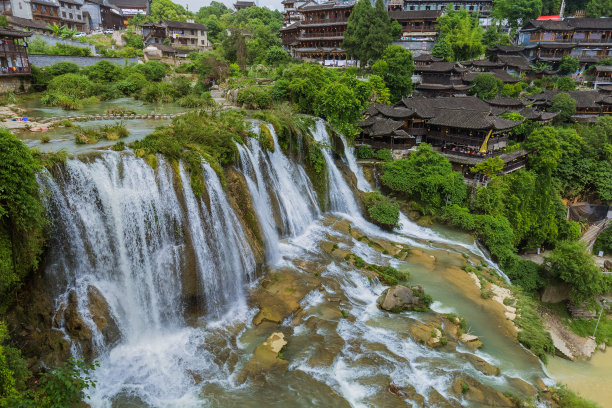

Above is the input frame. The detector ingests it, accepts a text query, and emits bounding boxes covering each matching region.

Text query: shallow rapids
[37,120,551,407]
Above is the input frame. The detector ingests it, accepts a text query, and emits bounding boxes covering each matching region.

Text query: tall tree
[586,0,612,17]
[431,38,454,61]
[436,8,484,61]
[376,45,414,103]
[342,0,392,66]
[491,0,542,31]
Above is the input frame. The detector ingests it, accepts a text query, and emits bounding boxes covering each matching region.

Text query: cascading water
[35,119,548,407]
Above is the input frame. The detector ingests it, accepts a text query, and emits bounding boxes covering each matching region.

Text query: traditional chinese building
[525,89,612,121]
[594,65,612,90]
[0,28,31,92]
[358,96,528,177]
[30,0,62,25]
[142,19,210,52]
[519,18,612,65]
[234,0,254,10]
[280,1,356,66]
[389,9,440,53]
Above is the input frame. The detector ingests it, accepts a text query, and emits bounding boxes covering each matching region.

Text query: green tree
[343,0,392,65]
[491,0,542,31]
[548,92,576,123]
[470,73,502,100]
[470,157,504,178]
[557,76,576,91]
[545,241,604,303]
[586,0,612,17]
[150,0,193,21]
[391,20,403,39]
[315,82,362,138]
[0,15,9,28]
[264,46,290,66]
[382,144,467,210]
[558,56,580,75]
[376,45,414,103]
[436,8,484,61]
[524,126,562,172]
[431,38,454,61]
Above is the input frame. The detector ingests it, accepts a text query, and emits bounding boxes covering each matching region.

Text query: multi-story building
[30,0,61,25]
[59,0,85,31]
[0,0,34,19]
[519,18,612,64]
[281,0,315,27]
[0,27,31,76]
[142,19,210,52]
[82,0,123,30]
[390,9,440,53]
[108,0,149,25]
[403,0,492,15]
[280,1,355,65]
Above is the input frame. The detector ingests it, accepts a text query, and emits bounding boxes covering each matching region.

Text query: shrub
[363,192,400,229]
[373,148,392,162]
[46,73,94,99]
[356,145,374,159]
[549,385,600,408]
[593,227,612,255]
[0,130,46,302]
[237,86,273,109]
[177,93,213,108]
[40,92,82,110]
[137,61,167,81]
[85,60,123,82]
[46,61,79,77]
[514,292,554,363]
[171,76,193,95]
[101,122,129,140]
[138,82,177,103]
[114,72,147,95]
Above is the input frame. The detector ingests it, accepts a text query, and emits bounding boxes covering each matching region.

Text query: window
[62,11,66,16]
[42,5,46,12]
[77,14,80,19]
[69,12,72,18]
[32,3,36,10]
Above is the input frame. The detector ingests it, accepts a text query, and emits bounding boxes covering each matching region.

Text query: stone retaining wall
[29,55,139,68]
[32,111,187,124]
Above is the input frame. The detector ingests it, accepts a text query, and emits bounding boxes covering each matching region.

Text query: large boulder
[237,332,289,386]
[87,286,120,347]
[540,284,571,303]
[451,376,515,407]
[462,353,500,376]
[377,285,430,313]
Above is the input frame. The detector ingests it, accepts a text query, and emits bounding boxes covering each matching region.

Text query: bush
[138,82,177,103]
[0,130,46,302]
[114,72,147,95]
[46,73,94,99]
[40,92,82,110]
[356,145,374,159]
[374,148,392,162]
[137,61,167,81]
[593,227,612,255]
[85,60,123,82]
[514,292,555,363]
[550,385,600,408]
[363,192,399,229]
[177,93,213,108]
[236,86,273,109]
[46,61,79,77]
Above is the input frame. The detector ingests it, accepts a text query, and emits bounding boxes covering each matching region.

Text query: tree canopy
[548,92,576,123]
[436,8,484,61]
[374,45,414,103]
[342,0,393,65]
[491,0,542,31]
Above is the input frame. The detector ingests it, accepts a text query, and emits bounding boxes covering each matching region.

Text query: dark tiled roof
[416,83,473,91]
[161,19,207,30]
[7,16,51,31]
[300,2,354,11]
[538,42,576,49]
[109,0,148,7]
[497,54,531,70]
[462,70,520,83]
[150,43,176,53]
[373,104,415,118]
[488,45,524,53]
[567,17,612,30]
[595,65,612,72]
[486,97,525,107]
[598,84,612,92]
[362,117,404,136]
[235,1,255,6]
[0,27,33,37]
[388,10,441,20]
[413,54,444,62]
[569,90,603,108]
[523,19,573,31]
[427,109,521,130]
[444,149,527,166]
[465,60,504,68]
[417,62,462,72]
[601,96,612,104]
[280,21,301,31]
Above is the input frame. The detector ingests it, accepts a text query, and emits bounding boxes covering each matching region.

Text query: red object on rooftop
[537,15,562,20]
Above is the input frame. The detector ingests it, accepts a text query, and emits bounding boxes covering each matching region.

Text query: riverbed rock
[462,353,500,376]
[428,388,462,408]
[451,376,515,407]
[408,319,445,348]
[459,333,483,350]
[63,290,94,360]
[542,310,596,360]
[87,286,120,347]
[506,376,537,397]
[251,268,317,326]
[377,285,430,313]
[237,332,289,385]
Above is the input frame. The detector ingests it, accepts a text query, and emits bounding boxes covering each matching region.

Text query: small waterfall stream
[36,119,547,407]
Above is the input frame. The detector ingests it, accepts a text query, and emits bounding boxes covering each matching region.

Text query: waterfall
[237,124,319,252]
[310,120,361,216]
[342,138,372,192]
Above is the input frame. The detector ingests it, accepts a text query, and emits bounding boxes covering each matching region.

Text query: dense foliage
[343,0,393,65]
[0,130,46,303]
[435,8,484,61]
[362,192,400,229]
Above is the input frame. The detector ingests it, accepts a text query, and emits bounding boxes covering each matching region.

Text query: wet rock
[377,285,430,313]
[506,376,537,397]
[87,286,120,347]
[428,388,462,408]
[451,376,515,408]
[251,268,317,326]
[63,291,94,361]
[237,332,289,386]
[408,319,446,349]
[462,353,500,376]
[459,333,483,350]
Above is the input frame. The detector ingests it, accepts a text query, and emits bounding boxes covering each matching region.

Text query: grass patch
[550,385,601,408]
[514,290,555,363]
[566,314,612,346]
